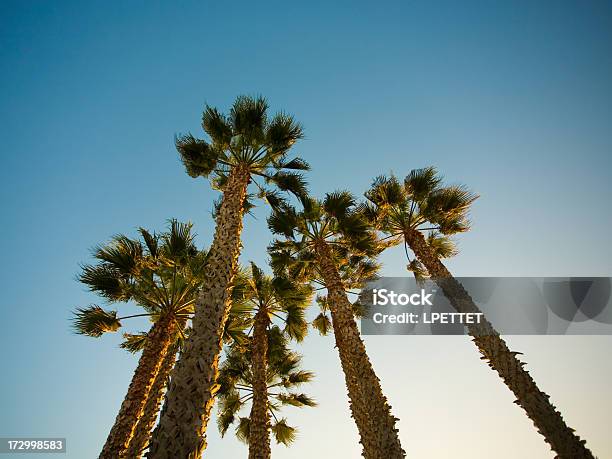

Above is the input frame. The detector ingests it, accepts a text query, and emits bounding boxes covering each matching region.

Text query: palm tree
[267,193,405,459]
[217,328,316,455]
[226,262,312,459]
[72,220,206,459]
[149,95,309,458]
[364,167,594,458]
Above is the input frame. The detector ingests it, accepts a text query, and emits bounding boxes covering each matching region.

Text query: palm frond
[202,105,232,148]
[120,332,148,353]
[175,133,218,178]
[427,232,458,258]
[260,189,288,210]
[311,312,332,336]
[217,408,237,438]
[235,416,251,444]
[276,393,317,407]
[71,305,121,337]
[230,95,268,146]
[271,418,297,446]
[138,227,159,258]
[283,370,315,386]
[78,264,128,301]
[161,219,195,259]
[404,166,442,201]
[94,235,142,274]
[265,112,304,156]
[323,191,355,220]
[268,206,298,238]
[283,305,308,342]
[266,171,308,200]
[275,156,310,171]
[365,175,405,206]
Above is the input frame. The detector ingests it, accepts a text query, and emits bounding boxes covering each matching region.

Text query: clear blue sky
[1,1,611,457]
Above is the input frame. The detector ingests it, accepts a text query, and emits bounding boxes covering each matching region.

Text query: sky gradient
[1,1,611,457]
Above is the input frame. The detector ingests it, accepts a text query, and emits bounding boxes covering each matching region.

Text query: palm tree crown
[267,191,380,272]
[72,219,206,338]
[363,167,477,278]
[232,262,313,340]
[176,95,309,211]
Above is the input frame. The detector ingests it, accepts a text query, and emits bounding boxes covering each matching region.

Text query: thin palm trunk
[316,241,405,459]
[148,166,250,459]
[248,309,272,459]
[99,314,176,459]
[125,344,178,458]
[329,308,380,459]
[404,228,593,459]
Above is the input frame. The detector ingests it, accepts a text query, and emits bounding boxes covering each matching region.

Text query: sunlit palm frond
[323,190,355,220]
[120,332,148,353]
[72,305,121,337]
[427,232,458,258]
[404,166,442,202]
[160,219,195,261]
[365,175,406,207]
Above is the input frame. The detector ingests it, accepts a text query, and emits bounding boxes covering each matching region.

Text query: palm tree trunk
[125,343,178,458]
[99,314,176,459]
[328,308,381,459]
[315,241,405,459]
[148,166,251,459]
[404,228,594,459]
[248,309,272,459]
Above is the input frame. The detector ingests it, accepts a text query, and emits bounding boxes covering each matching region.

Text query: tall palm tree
[267,193,405,459]
[72,220,206,459]
[217,328,316,455]
[227,262,312,459]
[149,96,309,458]
[364,167,594,458]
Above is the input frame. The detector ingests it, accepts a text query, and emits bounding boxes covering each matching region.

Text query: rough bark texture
[248,309,272,459]
[316,241,406,459]
[126,344,178,458]
[329,308,380,459]
[99,314,176,459]
[405,228,594,459]
[148,166,250,459]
